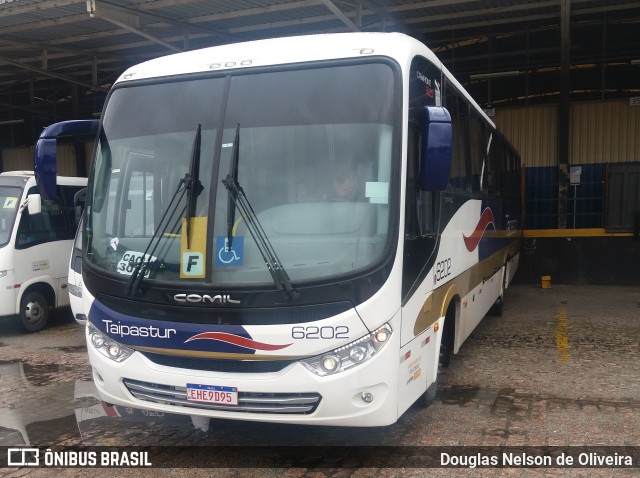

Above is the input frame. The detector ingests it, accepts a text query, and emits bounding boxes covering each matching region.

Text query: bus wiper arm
[126,125,202,296]
[225,124,240,250]
[126,181,187,296]
[185,124,203,249]
[222,125,300,301]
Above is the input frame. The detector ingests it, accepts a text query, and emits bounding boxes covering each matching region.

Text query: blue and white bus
[44,33,521,426]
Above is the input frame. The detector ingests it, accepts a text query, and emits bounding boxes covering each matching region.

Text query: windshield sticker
[180,217,207,278]
[117,251,157,277]
[216,236,244,266]
[3,197,18,209]
[365,182,389,204]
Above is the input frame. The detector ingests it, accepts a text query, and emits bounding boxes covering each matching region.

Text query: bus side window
[15,187,67,249]
[469,110,488,195]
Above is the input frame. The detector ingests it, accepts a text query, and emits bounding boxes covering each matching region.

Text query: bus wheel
[489,266,507,316]
[20,291,49,333]
[439,307,454,369]
[418,309,454,408]
[488,294,504,316]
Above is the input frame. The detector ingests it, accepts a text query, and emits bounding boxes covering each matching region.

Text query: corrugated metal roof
[1,0,639,138]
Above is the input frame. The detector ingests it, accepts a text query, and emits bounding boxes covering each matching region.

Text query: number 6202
[291,326,349,340]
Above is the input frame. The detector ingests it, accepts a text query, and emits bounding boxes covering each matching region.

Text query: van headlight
[68,283,82,298]
[88,322,134,363]
[300,324,392,376]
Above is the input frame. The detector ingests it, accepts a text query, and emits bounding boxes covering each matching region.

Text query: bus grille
[123,379,322,415]
[140,352,296,373]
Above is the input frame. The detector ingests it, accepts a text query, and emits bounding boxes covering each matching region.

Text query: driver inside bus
[326,159,364,201]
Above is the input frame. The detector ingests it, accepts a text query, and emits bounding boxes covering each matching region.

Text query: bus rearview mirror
[420,106,452,192]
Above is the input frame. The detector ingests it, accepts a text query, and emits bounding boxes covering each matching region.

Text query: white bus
[69,33,521,426]
[0,171,86,332]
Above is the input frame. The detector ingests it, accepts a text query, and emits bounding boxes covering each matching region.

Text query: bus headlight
[88,322,134,363]
[300,324,392,376]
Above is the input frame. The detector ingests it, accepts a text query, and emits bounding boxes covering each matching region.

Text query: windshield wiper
[225,124,239,250]
[125,181,187,296]
[126,125,203,296]
[185,124,204,248]
[222,124,300,301]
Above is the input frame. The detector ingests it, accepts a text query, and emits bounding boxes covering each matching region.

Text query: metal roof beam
[0,55,109,92]
[322,0,361,31]
[0,0,86,17]
[86,0,182,53]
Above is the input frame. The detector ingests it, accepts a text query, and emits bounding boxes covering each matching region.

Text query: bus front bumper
[86,329,401,427]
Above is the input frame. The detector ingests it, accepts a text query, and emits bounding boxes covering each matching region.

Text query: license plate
[186,383,238,406]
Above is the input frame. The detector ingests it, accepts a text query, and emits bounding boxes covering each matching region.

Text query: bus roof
[115,32,438,83]
[114,32,494,129]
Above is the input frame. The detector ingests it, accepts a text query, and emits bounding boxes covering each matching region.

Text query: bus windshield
[86,61,397,289]
[0,186,21,248]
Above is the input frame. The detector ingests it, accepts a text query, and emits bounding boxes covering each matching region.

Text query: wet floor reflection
[0,361,79,446]
[555,303,570,362]
[0,359,192,447]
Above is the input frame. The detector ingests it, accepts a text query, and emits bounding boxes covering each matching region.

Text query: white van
[0,171,87,332]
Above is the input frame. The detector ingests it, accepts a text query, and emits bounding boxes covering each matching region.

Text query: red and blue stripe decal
[88,300,291,355]
[463,207,495,252]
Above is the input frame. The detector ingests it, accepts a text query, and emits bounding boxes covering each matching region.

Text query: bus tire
[418,377,438,408]
[488,294,504,316]
[20,291,50,333]
[489,265,508,316]
[419,305,455,408]
[440,307,454,368]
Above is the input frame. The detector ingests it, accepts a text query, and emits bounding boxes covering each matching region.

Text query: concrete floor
[1,283,639,477]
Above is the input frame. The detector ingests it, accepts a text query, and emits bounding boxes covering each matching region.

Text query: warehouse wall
[494,99,640,230]
[0,142,93,177]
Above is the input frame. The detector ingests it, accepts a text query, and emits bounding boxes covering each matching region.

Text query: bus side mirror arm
[420,106,453,192]
[34,119,99,201]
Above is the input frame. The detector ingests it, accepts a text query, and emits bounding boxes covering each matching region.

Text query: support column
[557,0,571,228]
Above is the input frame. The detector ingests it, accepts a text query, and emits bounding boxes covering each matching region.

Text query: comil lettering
[173,293,241,304]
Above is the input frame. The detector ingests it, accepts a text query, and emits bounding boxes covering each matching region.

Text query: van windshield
[85,61,397,289]
[0,186,21,247]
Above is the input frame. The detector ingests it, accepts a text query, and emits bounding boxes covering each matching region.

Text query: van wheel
[20,291,49,333]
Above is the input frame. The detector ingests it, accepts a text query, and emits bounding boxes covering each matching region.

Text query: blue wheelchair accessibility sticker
[216,236,244,266]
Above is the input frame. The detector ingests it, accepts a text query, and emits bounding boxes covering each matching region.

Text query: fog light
[321,355,340,373]
[361,392,374,403]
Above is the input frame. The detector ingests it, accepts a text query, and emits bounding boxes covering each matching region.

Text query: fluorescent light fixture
[0,119,25,125]
[631,59,640,65]
[470,71,521,80]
